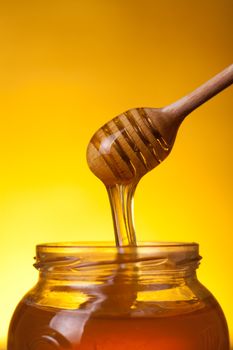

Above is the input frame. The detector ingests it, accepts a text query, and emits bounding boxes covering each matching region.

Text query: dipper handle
[163,64,233,120]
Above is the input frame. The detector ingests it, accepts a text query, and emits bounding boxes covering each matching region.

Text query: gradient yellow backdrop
[0,0,232,347]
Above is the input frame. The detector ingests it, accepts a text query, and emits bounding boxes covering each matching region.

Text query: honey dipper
[87,64,233,187]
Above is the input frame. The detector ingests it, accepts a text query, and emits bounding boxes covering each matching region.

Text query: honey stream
[106,183,137,246]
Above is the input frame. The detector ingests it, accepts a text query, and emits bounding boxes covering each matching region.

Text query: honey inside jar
[7,243,230,349]
[9,300,229,350]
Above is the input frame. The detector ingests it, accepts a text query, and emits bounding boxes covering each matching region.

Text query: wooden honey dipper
[87,64,233,246]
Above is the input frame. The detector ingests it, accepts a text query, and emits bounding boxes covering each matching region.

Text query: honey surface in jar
[8,297,229,349]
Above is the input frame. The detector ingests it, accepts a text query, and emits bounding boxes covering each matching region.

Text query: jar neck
[34,242,201,284]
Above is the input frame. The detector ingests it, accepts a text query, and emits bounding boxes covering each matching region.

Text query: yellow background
[0,0,232,347]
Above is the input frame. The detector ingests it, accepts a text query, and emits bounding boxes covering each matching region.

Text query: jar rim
[37,241,198,249]
[35,241,200,271]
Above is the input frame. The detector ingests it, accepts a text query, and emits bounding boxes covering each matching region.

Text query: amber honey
[8,296,229,350]
[7,243,230,349]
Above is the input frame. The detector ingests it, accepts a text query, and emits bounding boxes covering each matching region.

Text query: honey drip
[106,183,137,246]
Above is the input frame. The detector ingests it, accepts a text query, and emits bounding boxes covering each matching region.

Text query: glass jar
[8,242,229,349]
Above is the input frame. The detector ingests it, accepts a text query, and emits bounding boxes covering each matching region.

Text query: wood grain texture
[87,108,170,186]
